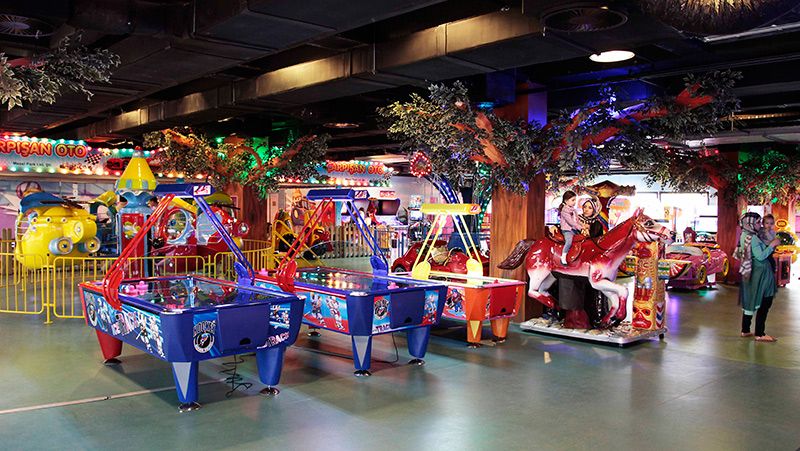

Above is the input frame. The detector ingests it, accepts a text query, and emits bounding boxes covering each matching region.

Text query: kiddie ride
[500,209,676,346]
[255,189,448,376]
[88,191,119,256]
[14,190,102,269]
[115,152,250,276]
[79,184,303,412]
[665,228,729,290]
[268,208,332,269]
[395,204,524,347]
[391,238,490,275]
[150,192,250,274]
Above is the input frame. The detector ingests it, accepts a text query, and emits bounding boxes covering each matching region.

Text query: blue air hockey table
[257,189,447,376]
[80,184,303,411]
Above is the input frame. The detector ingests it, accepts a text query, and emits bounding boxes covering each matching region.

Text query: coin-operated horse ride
[498,209,674,330]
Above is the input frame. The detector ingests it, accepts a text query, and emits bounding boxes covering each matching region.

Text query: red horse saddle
[545,227,586,265]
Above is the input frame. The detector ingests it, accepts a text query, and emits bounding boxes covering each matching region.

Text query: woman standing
[737,212,780,342]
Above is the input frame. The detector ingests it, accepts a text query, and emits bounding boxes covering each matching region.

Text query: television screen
[376,199,400,216]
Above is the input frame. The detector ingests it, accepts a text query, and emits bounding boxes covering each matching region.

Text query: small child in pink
[558,191,580,265]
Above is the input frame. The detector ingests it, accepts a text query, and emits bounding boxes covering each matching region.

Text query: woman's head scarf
[740,212,761,235]
[579,196,601,224]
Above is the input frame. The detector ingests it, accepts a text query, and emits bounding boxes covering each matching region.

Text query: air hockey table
[393,203,525,347]
[258,267,446,376]
[396,270,524,346]
[80,276,302,411]
[261,188,448,376]
[80,183,304,411]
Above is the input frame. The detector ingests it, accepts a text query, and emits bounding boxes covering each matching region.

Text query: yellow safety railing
[0,239,273,323]
[50,256,116,319]
[49,254,209,319]
[0,252,49,320]
[270,216,323,269]
[0,239,14,254]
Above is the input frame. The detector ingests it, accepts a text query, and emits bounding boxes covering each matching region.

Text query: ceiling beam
[70,9,552,140]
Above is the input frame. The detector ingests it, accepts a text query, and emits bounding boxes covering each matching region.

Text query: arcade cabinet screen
[376,199,400,216]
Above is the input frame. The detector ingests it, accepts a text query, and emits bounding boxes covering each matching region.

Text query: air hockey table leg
[466,320,483,348]
[406,326,430,366]
[351,335,373,376]
[490,318,511,344]
[256,346,285,396]
[95,330,123,365]
[171,361,201,412]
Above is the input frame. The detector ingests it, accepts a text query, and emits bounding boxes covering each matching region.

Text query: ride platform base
[519,318,667,347]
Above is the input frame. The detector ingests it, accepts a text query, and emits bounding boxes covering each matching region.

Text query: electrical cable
[220,355,252,397]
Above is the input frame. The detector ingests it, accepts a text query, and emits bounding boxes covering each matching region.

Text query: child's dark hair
[558,190,577,213]
[764,214,775,222]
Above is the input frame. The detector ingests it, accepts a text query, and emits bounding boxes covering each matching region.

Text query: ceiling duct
[68,0,182,36]
[540,2,628,33]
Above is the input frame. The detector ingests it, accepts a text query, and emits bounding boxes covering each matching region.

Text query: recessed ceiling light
[589,50,635,63]
[324,122,360,129]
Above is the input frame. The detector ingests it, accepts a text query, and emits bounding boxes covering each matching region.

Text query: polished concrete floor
[1,278,799,451]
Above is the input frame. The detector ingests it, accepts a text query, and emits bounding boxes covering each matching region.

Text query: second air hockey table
[259,188,447,376]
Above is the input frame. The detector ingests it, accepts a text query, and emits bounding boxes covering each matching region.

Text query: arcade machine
[255,189,448,376]
[395,204,525,347]
[773,219,798,287]
[80,184,304,412]
[631,242,669,339]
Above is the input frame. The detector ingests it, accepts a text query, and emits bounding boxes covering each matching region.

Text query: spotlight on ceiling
[324,122,360,129]
[589,50,635,63]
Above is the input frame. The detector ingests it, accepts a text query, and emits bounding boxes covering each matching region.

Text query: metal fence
[0,239,272,323]
[0,252,48,319]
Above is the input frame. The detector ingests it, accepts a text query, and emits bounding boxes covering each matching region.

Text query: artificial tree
[735,149,800,205]
[0,33,120,110]
[143,128,329,198]
[378,71,742,198]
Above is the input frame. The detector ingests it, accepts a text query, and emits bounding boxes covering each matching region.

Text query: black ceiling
[2,0,800,159]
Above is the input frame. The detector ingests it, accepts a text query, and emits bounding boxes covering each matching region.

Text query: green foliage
[239,135,330,199]
[378,81,541,193]
[378,82,483,187]
[144,127,226,183]
[0,33,120,110]
[735,149,800,205]
[144,129,329,199]
[379,71,742,195]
